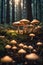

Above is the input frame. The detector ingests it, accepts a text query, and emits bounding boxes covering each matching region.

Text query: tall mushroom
[5,45,11,54]
[31,19,40,32]
[18,49,26,63]
[13,21,20,33]
[13,21,25,34]
[10,40,17,46]
[20,19,30,33]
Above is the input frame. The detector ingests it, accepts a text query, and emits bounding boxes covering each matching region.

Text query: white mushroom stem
[18,26,19,33]
[31,37,33,40]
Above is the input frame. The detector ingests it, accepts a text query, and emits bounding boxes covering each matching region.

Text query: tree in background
[6,0,10,24]
[26,0,33,21]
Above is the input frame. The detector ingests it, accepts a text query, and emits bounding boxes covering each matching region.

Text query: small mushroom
[18,49,26,54]
[28,45,33,50]
[5,45,11,49]
[12,46,17,50]
[10,40,17,45]
[18,43,24,48]
[23,45,28,49]
[36,42,43,46]
[29,33,35,40]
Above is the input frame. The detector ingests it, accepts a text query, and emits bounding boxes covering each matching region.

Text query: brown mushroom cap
[25,53,39,60]
[20,19,30,24]
[13,21,20,26]
[23,45,28,49]
[5,45,11,49]
[32,49,37,53]
[31,19,40,24]
[18,49,26,54]
[10,40,17,44]
[1,56,13,62]
[13,21,25,26]
[28,45,33,50]
[0,36,5,39]
[12,46,17,50]
[18,43,24,47]
[36,42,43,46]
[29,33,35,37]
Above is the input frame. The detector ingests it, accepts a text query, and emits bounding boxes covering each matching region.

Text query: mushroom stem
[6,62,9,65]
[31,37,33,40]
[18,26,19,34]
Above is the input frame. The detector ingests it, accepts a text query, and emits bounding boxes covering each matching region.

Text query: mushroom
[36,42,43,46]
[0,36,5,39]
[23,45,28,49]
[20,19,30,24]
[27,24,34,33]
[36,42,43,49]
[25,53,39,60]
[1,55,13,65]
[20,19,30,33]
[28,45,33,50]
[5,45,11,54]
[31,19,40,25]
[28,45,33,53]
[25,53,40,65]
[33,25,41,33]
[18,43,24,48]
[13,21,25,34]
[32,49,37,53]
[12,21,20,33]
[12,46,17,50]
[10,40,17,45]
[18,49,26,62]
[5,45,11,49]
[29,33,35,40]
[18,49,26,54]
[1,56,13,62]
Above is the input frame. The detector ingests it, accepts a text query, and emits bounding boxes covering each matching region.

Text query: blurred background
[0,0,43,25]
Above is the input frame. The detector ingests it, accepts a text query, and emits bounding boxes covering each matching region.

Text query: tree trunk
[12,0,15,22]
[6,0,10,24]
[1,0,4,24]
[26,0,33,21]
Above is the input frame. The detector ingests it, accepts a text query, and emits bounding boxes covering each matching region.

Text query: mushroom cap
[13,21,25,26]
[29,24,34,28]
[32,49,37,53]
[25,53,39,60]
[5,45,11,49]
[0,36,5,39]
[23,45,28,49]
[18,43,24,47]
[33,26,41,33]
[37,26,41,29]
[35,26,41,30]
[13,21,20,25]
[31,19,40,24]
[18,49,26,54]
[29,33,35,37]
[1,56,13,62]
[10,40,17,44]
[12,46,17,50]
[36,42,43,46]
[28,45,33,50]
[20,19,30,24]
